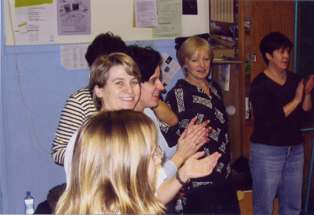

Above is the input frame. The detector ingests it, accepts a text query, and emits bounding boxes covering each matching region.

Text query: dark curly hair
[85,32,127,67]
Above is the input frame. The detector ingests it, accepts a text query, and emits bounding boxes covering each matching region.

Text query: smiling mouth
[120,97,136,102]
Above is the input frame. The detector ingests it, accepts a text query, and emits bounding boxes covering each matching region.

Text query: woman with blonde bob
[56,110,164,214]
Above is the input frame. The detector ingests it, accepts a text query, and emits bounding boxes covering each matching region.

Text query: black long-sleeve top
[249,72,305,146]
[161,79,231,185]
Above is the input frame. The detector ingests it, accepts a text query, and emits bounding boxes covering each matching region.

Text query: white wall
[5,0,209,45]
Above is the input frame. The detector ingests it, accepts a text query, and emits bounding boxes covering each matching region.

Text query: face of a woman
[266,47,290,72]
[139,66,164,109]
[95,65,141,111]
[184,49,211,81]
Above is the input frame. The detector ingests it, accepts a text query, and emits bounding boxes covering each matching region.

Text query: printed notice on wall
[135,0,158,27]
[60,44,88,70]
[153,0,182,38]
[57,0,91,35]
[14,0,56,45]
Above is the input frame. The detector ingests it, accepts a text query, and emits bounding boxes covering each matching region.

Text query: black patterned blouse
[161,79,231,186]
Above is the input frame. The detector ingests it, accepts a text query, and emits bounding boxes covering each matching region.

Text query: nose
[199,60,206,68]
[125,83,135,94]
[284,52,289,58]
[156,79,165,91]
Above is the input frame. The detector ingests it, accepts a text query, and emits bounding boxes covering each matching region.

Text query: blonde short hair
[88,52,141,110]
[55,110,164,214]
[176,36,214,67]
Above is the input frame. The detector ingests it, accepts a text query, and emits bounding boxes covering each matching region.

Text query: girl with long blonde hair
[56,110,164,214]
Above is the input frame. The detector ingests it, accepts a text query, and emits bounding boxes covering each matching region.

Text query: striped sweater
[51,87,97,165]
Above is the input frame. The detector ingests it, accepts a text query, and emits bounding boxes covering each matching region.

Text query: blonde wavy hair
[176,36,214,68]
[88,52,141,110]
[55,110,164,214]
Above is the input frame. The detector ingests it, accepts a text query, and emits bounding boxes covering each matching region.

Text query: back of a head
[259,31,293,65]
[127,45,162,82]
[56,110,164,214]
[85,32,127,67]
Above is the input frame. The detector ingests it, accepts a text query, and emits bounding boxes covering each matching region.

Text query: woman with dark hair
[250,31,314,215]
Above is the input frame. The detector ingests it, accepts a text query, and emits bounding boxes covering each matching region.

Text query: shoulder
[168,79,187,91]
[144,108,158,124]
[166,79,186,98]
[250,73,271,91]
[249,73,269,97]
[64,87,96,113]
[251,72,268,85]
[66,88,95,107]
[144,108,154,116]
[69,87,93,101]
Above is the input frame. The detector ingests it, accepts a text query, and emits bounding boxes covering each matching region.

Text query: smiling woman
[90,53,141,111]
[63,53,142,183]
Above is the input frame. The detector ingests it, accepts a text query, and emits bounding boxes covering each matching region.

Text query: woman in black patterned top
[162,36,240,214]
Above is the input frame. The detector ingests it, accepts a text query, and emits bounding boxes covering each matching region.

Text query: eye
[149,77,157,84]
[131,79,139,85]
[114,81,124,86]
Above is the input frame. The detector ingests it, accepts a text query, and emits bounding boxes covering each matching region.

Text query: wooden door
[249,1,295,80]
[239,1,295,157]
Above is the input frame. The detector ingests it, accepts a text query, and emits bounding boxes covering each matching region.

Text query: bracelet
[176,171,190,185]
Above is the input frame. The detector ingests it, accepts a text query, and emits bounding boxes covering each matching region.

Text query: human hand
[305,75,314,95]
[178,151,221,182]
[176,117,210,162]
[294,79,304,103]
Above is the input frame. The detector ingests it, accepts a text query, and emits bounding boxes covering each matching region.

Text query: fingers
[305,75,314,94]
[186,116,197,130]
[180,151,221,180]
[190,151,205,159]
[186,117,210,135]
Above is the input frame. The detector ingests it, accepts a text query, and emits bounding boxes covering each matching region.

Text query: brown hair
[88,52,141,110]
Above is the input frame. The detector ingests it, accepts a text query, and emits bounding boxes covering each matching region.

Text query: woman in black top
[249,32,314,215]
[162,36,240,214]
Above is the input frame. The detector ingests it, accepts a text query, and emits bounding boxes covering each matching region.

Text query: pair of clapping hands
[175,116,221,182]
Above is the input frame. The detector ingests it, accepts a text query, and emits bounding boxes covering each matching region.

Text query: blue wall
[0,40,181,213]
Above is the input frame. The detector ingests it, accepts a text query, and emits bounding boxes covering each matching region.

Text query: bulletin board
[4,0,210,45]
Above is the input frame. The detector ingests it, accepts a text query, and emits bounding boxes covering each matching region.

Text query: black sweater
[249,72,305,146]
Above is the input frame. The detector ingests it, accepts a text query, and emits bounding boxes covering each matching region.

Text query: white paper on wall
[14,2,57,45]
[60,44,88,70]
[135,0,158,27]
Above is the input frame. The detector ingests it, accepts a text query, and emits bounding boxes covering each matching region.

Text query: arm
[152,100,178,126]
[283,80,304,117]
[156,151,221,204]
[51,96,87,165]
